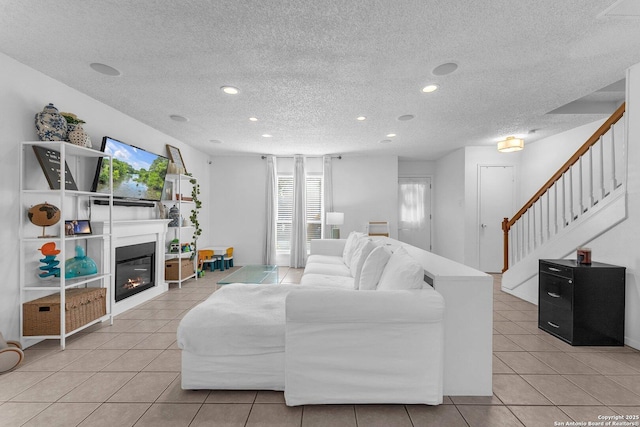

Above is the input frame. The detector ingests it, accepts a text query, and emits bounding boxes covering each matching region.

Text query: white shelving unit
[164,173,197,288]
[19,141,114,349]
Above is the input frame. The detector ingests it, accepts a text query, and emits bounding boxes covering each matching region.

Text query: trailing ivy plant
[186,173,202,254]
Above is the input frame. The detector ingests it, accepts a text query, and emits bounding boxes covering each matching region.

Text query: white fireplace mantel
[94,219,171,316]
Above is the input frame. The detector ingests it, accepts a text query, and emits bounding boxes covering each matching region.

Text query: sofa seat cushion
[178,283,302,356]
[304,262,352,277]
[300,273,354,289]
[306,254,345,266]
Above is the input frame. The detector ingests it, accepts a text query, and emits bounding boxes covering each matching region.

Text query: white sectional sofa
[177,231,492,405]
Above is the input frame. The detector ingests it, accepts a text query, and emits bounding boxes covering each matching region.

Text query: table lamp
[326,212,344,239]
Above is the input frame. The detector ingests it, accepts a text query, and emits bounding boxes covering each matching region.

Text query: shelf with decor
[19,140,114,350]
[163,173,199,287]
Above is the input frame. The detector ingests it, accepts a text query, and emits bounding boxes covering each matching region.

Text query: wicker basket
[165,258,195,280]
[23,288,106,336]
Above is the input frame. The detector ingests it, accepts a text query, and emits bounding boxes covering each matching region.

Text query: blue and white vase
[35,103,67,141]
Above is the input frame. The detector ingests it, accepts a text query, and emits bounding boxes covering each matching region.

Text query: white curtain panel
[263,156,277,265]
[290,155,307,268]
[323,155,333,238]
[399,178,426,229]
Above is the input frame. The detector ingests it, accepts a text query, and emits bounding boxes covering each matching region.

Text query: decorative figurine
[64,245,98,279]
[28,202,61,238]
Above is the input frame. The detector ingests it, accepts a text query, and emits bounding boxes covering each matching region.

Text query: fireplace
[115,242,156,302]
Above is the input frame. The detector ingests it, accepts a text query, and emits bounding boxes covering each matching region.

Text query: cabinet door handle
[547,321,560,329]
[548,267,562,272]
[547,292,561,298]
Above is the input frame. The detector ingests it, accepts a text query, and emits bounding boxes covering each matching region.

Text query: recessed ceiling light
[90,62,121,76]
[209,139,222,144]
[169,114,189,122]
[432,62,458,76]
[386,133,396,138]
[356,116,367,121]
[397,114,415,121]
[422,84,439,93]
[379,139,392,144]
[249,117,258,122]
[262,134,273,138]
[221,86,239,95]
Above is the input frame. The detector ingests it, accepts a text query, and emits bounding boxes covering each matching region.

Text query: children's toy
[38,242,61,278]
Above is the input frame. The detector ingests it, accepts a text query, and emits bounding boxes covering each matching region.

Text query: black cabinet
[538,259,625,346]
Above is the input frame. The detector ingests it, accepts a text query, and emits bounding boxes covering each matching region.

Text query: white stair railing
[502,103,626,271]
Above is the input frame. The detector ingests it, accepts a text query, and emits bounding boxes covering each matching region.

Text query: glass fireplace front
[115,242,156,302]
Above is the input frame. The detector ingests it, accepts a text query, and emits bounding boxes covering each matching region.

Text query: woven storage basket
[23,288,106,336]
[165,258,194,280]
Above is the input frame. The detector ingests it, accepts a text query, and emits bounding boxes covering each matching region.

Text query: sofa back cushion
[349,239,375,285]
[377,246,425,291]
[342,231,365,268]
[357,246,392,290]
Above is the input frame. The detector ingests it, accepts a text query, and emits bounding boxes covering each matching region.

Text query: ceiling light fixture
[386,133,396,137]
[249,117,258,122]
[209,139,223,144]
[356,116,366,121]
[379,139,392,144]
[262,134,273,138]
[90,62,121,76]
[169,114,189,122]
[497,136,524,153]
[221,86,239,95]
[422,84,439,93]
[397,114,415,121]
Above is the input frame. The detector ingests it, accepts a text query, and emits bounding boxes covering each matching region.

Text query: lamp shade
[497,136,524,153]
[326,212,344,225]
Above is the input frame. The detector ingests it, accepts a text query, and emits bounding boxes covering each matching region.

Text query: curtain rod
[261,155,342,160]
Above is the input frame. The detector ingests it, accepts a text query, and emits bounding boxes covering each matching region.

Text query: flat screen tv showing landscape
[91,136,169,202]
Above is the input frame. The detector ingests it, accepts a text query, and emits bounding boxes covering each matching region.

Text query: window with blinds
[276,174,323,251]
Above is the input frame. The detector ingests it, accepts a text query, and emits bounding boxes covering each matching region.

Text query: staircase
[501,103,628,303]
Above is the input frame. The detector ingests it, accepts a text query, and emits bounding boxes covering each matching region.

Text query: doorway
[479,166,515,273]
[398,177,432,251]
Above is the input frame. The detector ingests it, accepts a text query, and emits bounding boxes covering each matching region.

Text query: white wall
[0,53,211,341]
[433,149,465,262]
[398,159,436,177]
[208,156,267,265]
[333,156,399,239]
[518,120,606,207]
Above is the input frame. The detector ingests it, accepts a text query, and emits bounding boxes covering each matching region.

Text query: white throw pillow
[376,246,425,291]
[357,245,392,290]
[349,240,375,285]
[342,232,363,268]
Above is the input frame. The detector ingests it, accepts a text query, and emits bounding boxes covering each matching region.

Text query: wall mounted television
[91,136,169,202]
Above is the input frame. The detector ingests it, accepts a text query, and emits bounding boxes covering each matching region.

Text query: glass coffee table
[217,265,279,285]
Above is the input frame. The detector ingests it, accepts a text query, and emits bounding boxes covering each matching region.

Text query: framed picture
[166,144,186,174]
[32,146,78,190]
[65,220,92,236]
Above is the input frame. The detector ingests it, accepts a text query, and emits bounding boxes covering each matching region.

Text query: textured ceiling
[0,0,637,160]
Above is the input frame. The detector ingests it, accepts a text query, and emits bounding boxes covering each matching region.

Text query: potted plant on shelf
[60,112,91,147]
[187,174,202,257]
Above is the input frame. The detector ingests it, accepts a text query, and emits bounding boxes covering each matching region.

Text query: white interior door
[398,177,432,251]
[479,166,515,273]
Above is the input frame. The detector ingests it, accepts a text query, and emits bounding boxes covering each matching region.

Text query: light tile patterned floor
[1,270,640,426]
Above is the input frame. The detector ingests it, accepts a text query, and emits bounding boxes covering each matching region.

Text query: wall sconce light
[497,136,524,153]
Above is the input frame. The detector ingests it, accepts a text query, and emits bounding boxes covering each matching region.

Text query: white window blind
[276,174,323,251]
